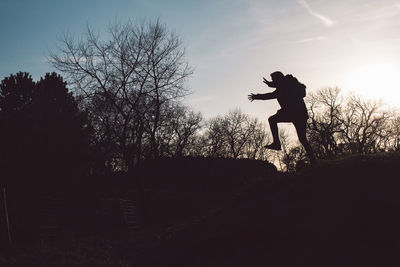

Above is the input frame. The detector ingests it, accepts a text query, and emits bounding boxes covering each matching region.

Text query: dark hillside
[138,157,277,229]
[1,154,400,266]
[156,153,400,266]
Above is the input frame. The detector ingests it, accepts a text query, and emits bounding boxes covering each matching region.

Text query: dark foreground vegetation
[1,153,400,266]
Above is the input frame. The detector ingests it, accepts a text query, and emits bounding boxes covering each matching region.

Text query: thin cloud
[297,0,335,27]
[290,36,326,43]
[369,3,400,20]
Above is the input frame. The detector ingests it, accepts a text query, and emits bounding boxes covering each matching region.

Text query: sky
[1,0,400,123]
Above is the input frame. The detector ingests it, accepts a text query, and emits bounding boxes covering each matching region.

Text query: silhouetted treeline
[47,19,400,174]
[47,20,276,174]
[2,72,400,178]
[308,87,400,155]
[0,72,91,188]
[2,20,400,180]
[281,87,400,171]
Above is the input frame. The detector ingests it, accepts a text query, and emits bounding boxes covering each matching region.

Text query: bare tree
[306,87,344,159]
[306,87,393,157]
[50,19,193,170]
[389,114,400,151]
[281,146,307,172]
[243,120,271,160]
[341,95,391,154]
[203,109,272,160]
[204,116,228,158]
[157,103,203,157]
[223,109,256,159]
[274,129,294,172]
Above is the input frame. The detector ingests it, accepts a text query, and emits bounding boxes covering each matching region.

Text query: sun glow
[344,62,400,106]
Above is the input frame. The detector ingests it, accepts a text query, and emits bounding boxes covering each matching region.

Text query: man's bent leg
[267,114,281,150]
[266,111,292,150]
[294,119,316,163]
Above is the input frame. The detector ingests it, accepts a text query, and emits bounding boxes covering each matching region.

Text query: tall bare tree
[307,87,344,158]
[341,95,391,154]
[306,87,394,158]
[50,19,193,170]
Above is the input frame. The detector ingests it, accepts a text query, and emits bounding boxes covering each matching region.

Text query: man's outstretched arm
[248,91,277,101]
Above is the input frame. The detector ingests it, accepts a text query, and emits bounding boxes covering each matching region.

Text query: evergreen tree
[0,72,91,188]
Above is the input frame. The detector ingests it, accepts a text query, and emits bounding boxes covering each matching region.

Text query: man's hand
[263,77,271,86]
[248,93,257,102]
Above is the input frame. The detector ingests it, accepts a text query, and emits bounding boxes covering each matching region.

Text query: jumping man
[248,71,316,164]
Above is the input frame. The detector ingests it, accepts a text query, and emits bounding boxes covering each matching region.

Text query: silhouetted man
[248,71,316,164]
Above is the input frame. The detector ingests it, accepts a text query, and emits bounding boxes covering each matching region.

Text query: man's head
[270,71,284,83]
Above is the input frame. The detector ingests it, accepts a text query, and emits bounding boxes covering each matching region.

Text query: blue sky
[1,0,400,121]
